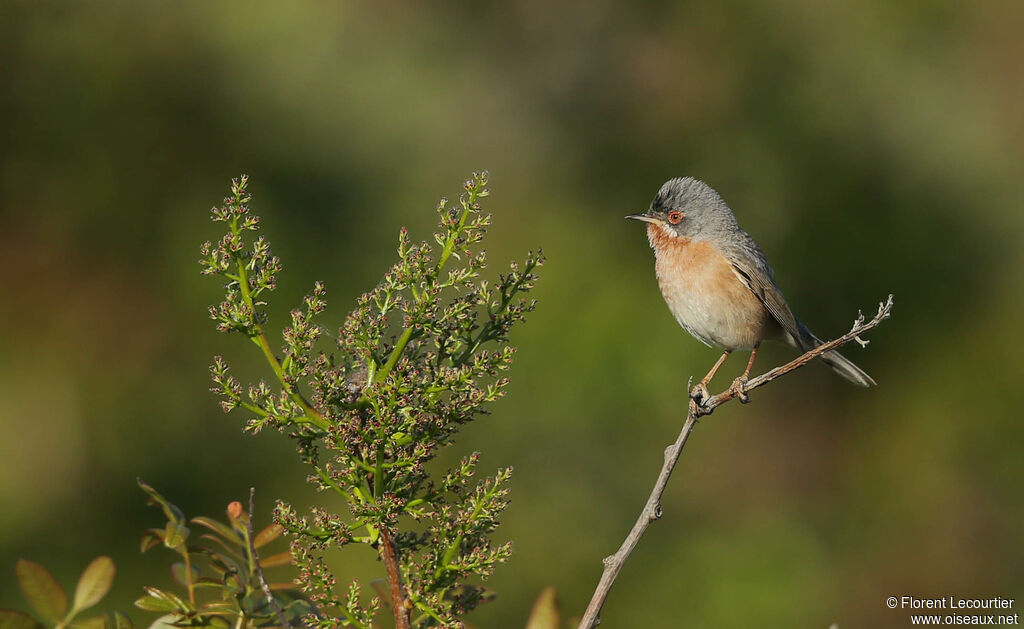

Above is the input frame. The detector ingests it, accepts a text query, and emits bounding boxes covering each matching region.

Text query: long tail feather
[819,349,876,387]
[794,320,876,387]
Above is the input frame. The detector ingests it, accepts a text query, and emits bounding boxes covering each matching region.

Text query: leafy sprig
[200,176,328,434]
[134,480,310,629]
[2,557,121,629]
[201,172,542,628]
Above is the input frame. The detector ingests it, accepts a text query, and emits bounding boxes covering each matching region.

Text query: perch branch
[577,295,894,628]
[247,487,292,629]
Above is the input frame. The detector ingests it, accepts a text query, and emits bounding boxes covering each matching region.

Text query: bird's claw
[730,377,750,403]
[689,382,710,406]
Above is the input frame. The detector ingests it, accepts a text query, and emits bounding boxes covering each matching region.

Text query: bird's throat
[647,222,689,251]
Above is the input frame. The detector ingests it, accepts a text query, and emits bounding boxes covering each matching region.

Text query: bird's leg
[691,350,731,404]
[730,344,759,404]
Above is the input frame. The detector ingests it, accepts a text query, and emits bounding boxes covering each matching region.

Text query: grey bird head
[626,177,738,240]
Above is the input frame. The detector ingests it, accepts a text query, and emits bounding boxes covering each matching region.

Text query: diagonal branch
[696,294,894,414]
[577,295,894,628]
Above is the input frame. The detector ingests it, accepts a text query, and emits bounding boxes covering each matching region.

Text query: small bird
[628,177,874,400]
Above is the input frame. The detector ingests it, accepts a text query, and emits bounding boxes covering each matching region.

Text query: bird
[627,177,875,402]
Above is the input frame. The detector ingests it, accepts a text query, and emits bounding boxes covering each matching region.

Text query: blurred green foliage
[4,556,117,629]
[1,2,1022,628]
[133,480,308,629]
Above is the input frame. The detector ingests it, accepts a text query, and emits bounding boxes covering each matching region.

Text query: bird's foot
[689,382,711,406]
[729,376,750,404]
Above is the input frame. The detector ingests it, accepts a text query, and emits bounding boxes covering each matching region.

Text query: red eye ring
[667,210,683,225]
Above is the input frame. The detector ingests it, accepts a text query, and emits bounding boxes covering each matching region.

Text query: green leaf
[169,563,200,588]
[15,559,68,624]
[72,557,115,614]
[525,587,560,629]
[440,585,495,605]
[252,523,283,549]
[141,615,178,629]
[257,551,291,568]
[0,609,44,629]
[104,612,133,629]
[132,598,175,614]
[194,601,234,615]
[189,518,243,547]
[192,611,233,620]
[139,530,163,554]
[192,546,240,575]
[222,571,244,592]
[137,480,185,526]
[163,521,189,549]
[133,588,190,614]
[195,534,244,562]
[197,603,234,612]
[68,616,105,629]
[390,431,414,446]
[280,600,315,622]
[281,599,312,612]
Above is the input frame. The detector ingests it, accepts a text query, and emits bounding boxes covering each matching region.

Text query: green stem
[435,188,478,273]
[366,356,378,384]
[412,600,446,625]
[370,186,480,388]
[339,610,369,629]
[351,456,377,474]
[453,320,492,367]
[232,225,329,433]
[239,401,269,417]
[373,327,416,385]
[432,479,502,583]
[358,474,374,503]
[183,550,196,605]
[316,467,358,503]
[452,257,535,366]
[240,521,254,573]
[373,443,385,498]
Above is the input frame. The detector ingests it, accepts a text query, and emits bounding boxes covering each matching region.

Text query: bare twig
[379,527,411,629]
[247,487,293,629]
[577,295,894,628]
[695,295,893,414]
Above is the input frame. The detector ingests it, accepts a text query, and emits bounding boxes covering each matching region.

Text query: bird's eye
[667,210,683,225]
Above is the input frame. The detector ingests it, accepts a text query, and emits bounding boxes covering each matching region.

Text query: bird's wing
[721,232,805,348]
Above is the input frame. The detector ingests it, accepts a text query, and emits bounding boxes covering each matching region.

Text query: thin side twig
[577,295,893,628]
[247,487,293,629]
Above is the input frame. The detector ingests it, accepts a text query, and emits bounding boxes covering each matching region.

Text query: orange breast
[647,223,776,349]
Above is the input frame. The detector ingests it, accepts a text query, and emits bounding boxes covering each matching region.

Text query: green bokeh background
[2,2,1022,627]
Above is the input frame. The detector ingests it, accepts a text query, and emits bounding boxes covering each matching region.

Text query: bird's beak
[625,212,659,224]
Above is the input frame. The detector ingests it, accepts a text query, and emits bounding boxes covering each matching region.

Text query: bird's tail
[793,320,876,387]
